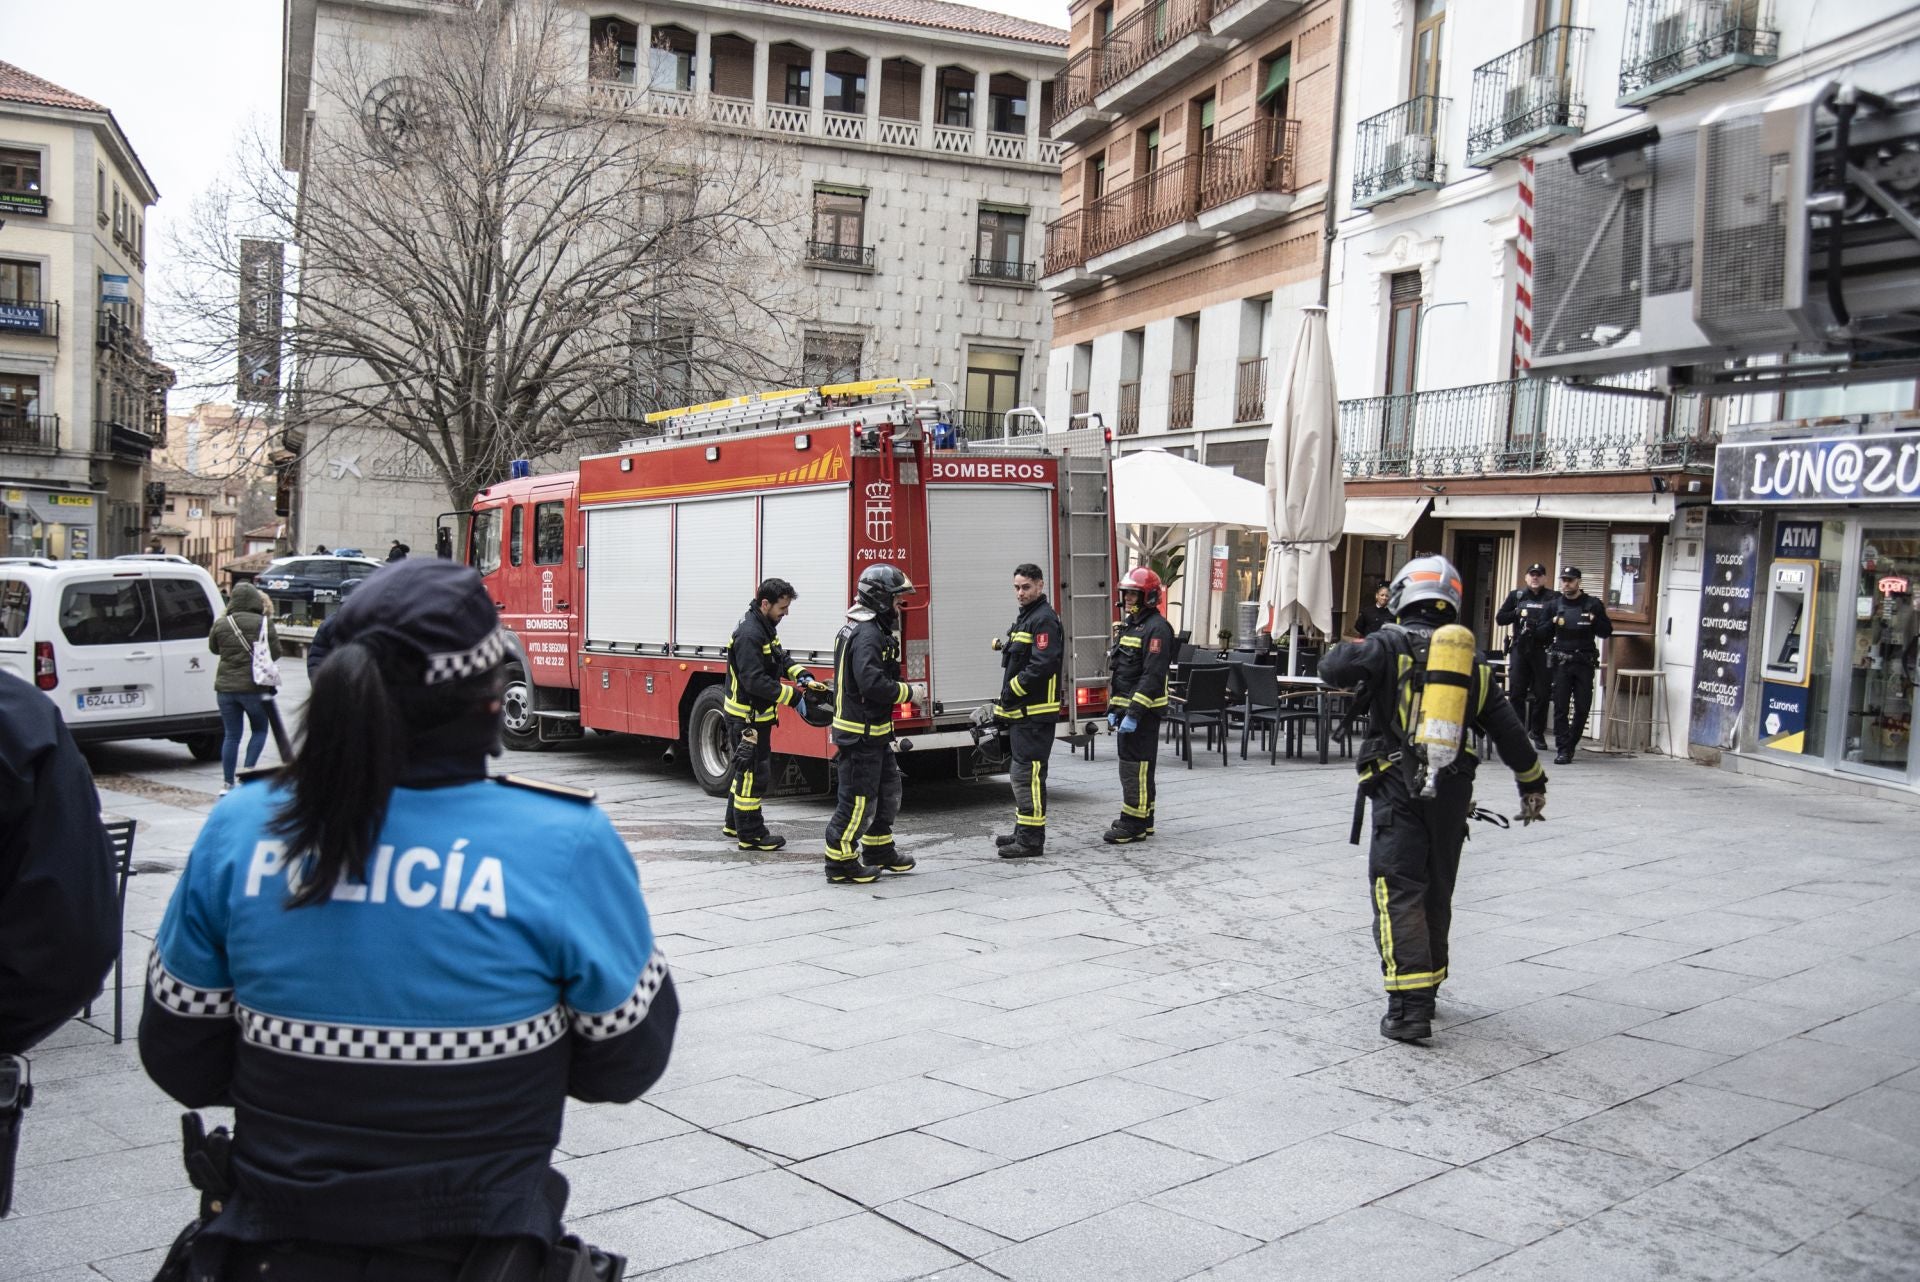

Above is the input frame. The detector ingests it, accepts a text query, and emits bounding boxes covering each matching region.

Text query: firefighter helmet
[856,563,916,613]
[1117,566,1162,607]
[1387,554,1463,618]
[796,686,837,728]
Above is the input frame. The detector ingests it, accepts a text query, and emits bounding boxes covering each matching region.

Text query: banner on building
[1688,508,1761,750]
[237,238,285,404]
[100,274,130,305]
[1713,432,1920,505]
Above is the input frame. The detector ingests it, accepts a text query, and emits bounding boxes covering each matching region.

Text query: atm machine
[1758,559,1817,753]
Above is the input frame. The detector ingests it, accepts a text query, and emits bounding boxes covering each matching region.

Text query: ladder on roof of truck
[632,377,939,443]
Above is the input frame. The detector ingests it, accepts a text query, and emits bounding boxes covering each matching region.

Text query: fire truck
[452,378,1118,796]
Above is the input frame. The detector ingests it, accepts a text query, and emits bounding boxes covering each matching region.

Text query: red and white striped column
[1514,156,1534,371]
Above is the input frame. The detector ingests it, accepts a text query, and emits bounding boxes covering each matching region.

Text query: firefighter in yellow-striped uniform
[1104,567,1175,845]
[724,578,827,851]
[823,564,923,884]
[1319,555,1548,1043]
[990,562,1064,858]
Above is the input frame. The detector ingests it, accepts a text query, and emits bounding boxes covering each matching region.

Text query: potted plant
[1216,627,1233,656]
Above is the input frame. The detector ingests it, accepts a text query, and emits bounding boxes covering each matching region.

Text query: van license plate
[78,690,146,712]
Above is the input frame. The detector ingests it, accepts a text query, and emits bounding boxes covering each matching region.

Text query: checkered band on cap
[148,952,236,1019]
[238,1004,568,1063]
[568,950,669,1041]
[423,627,508,685]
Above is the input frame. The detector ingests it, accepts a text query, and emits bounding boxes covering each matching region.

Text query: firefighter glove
[1518,789,1547,826]
[1107,711,1120,730]
[794,695,809,720]
[1119,714,1139,734]
[907,681,929,704]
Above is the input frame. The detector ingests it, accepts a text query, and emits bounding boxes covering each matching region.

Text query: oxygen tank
[1412,623,1477,798]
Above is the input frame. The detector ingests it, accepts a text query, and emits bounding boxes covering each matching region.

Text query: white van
[0,555,226,758]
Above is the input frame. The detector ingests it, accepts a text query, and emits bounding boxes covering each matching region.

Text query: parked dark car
[255,555,382,619]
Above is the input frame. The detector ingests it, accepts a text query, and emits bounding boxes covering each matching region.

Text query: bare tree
[162,0,811,508]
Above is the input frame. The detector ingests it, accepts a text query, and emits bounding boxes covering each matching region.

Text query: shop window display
[1846,530,1917,772]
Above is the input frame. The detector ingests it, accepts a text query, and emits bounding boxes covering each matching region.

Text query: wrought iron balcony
[94,418,156,459]
[1619,0,1778,106]
[1339,378,1725,479]
[1353,96,1447,208]
[0,298,57,338]
[1084,156,1199,260]
[0,412,59,452]
[1169,370,1195,430]
[1235,356,1267,423]
[1467,27,1590,166]
[805,240,875,270]
[1070,389,1089,420]
[1043,212,1085,277]
[1097,0,1216,97]
[1117,380,1141,436]
[1200,118,1300,209]
[969,257,1036,284]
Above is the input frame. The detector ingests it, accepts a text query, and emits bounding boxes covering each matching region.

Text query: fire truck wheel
[501,665,547,752]
[687,685,733,797]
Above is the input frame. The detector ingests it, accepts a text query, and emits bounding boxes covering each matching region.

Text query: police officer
[1320,555,1547,1043]
[991,563,1064,859]
[2,670,120,1218]
[1545,564,1613,764]
[1103,567,1175,845]
[824,563,923,884]
[724,577,828,851]
[1495,562,1556,750]
[139,559,677,1279]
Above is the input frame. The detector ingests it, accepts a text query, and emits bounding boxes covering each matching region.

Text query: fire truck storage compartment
[926,483,1053,711]
[674,497,756,653]
[585,504,671,649]
[760,487,849,662]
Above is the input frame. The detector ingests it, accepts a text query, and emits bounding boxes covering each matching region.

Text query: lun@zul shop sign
[1713,432,1920,505]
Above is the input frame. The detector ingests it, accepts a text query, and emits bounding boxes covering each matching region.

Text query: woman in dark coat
[207,582,282,793]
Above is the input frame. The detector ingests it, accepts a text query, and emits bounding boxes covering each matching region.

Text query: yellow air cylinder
[1412,623,1477,797]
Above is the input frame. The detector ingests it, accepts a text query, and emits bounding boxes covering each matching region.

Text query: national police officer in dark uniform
[1,671,119,1218]
[723,577,828,851]
[139,559,677,1279]
[1545,564,1614,764]
[1321,555,1547,1044]
[991,563,1064,859]
[1103,567,1175,845]
[824,564,922,884]
[1495,562,1556,749]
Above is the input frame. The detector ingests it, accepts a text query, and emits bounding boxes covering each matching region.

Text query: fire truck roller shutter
[926,484,1054,712]
[760,488,850,662]
[674,497,758,650]
[585,504,672,647]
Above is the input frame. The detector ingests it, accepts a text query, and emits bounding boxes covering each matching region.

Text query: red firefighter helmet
[1117,566,1162,607]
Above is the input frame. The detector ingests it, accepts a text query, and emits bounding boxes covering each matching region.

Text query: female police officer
[139,558,677,1280]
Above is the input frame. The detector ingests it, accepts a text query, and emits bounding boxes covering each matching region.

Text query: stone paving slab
[11,698,1920,1279]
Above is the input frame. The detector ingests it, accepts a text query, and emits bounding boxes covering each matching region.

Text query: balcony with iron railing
[1117,380,1141,436]
[94,418,157,460]
[1168,370,1195,430]
[1084,156,1205,273]
[1619,0,1778,106]
[1235,356,1267,423]
[1466,27,1590,166]
[1070,388,1090,420]
[805,240,876,271]
[1197,117,1301,233]
[0,298,58,338]
[0,413,60,453]
[1353,96,1447,208]
[1339,378,1725,479]
[1093,0,1225,113]
[1042,212,1088,283]
[969,256,1037,285]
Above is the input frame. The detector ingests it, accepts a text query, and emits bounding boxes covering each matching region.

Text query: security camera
[1569,125,1661,186]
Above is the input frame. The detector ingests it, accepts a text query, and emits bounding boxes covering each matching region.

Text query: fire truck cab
[457,378,1117,796]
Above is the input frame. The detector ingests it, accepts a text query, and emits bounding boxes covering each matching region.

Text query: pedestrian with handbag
[207,583,282,794]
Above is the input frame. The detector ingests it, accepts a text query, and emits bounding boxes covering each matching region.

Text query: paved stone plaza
[6,674,1919,1280]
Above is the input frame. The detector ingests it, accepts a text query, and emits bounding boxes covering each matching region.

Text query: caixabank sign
[1713,431,1920,505]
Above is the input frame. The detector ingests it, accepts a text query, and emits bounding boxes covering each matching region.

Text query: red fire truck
[453,378,1117,795]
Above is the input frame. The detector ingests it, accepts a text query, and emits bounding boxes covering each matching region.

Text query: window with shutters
[1258,51,1290,120]
[1555,521,1610,592]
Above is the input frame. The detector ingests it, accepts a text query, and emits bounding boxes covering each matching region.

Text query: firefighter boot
[824,854,885,885]
[861,840,916,874]
[1380,988,1435,1042]
[1000,833,1045,859]
[994,832,1020,849]
[1102,819,1151,845]
[738,833,787,852]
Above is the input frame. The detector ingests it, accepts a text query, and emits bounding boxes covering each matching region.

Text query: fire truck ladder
[633,377,941,443]
[1059,447,1115,749]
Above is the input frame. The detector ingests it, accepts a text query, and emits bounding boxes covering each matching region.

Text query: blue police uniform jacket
[138,777,678,1246]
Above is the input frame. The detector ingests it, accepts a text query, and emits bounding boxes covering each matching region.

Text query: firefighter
[723,578,828,851]
[1545,565,1614,764]
[1320,554,1547,1043]
[991,563,1064,858]
[1103,567,1175,845]
[1495,562,1556,750]
[824,563,925,883]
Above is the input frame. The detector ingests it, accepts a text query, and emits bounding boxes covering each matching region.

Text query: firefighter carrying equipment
[1411,623,1477,798]
[724,605,814,724]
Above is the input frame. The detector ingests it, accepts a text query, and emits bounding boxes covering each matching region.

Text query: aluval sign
[1713,431,1920,506]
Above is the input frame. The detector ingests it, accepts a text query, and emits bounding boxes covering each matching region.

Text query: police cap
[1560,565,1582,580]
[1527,562,1547,575]
[325,558,507,687]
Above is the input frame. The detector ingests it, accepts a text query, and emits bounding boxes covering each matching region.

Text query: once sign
[1713,432,1920,506]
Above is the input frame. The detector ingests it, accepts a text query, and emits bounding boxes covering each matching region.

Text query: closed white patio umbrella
[1259,306,1345,669]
